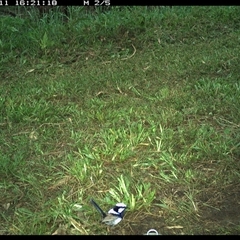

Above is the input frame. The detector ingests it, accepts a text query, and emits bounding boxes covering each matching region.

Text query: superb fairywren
[90,198,127,226]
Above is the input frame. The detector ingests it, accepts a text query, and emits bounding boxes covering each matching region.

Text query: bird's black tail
[90,198,107,218]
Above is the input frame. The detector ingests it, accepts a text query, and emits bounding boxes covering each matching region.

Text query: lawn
[0,6,240,235]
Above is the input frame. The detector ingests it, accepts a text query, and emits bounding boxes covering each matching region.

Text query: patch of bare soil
[197,183,240,234]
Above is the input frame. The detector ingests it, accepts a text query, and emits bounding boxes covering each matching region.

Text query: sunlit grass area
[0,6,240,235]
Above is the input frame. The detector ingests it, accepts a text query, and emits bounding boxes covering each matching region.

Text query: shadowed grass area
[0,6,240,235]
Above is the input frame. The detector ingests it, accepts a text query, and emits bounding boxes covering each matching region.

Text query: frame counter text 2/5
[1,0,111,6]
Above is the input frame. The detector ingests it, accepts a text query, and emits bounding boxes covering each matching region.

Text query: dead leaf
[166,225,183,229]
[3,203,11,210]
[69,217,89,235]
[73,204,83,211]
[48,176,72,190]
[52,224,68,235]
[29,131,38,140]
[96,91,105,97]
[26,69,35,73]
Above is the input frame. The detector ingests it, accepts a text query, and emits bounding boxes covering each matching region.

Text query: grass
[0,6,240,235]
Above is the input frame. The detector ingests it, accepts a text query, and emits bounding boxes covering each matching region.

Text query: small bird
[90,198,127,226]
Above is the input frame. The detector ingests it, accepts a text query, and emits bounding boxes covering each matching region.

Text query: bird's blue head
[108,203,127,218]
